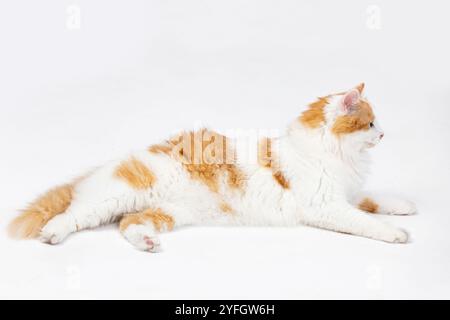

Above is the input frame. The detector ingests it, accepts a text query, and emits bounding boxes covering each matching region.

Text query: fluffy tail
[8,183,75,239]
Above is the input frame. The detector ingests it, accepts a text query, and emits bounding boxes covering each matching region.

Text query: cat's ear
[355,82,365,94]
[341,89,360,114]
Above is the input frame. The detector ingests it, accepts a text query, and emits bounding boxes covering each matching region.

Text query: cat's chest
[287,154,369,199]
[334,160,367,194]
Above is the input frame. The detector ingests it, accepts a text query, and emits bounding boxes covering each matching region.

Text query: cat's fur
[8,83,416,252]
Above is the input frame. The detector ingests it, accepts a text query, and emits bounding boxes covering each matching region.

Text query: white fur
[40,91,415,250]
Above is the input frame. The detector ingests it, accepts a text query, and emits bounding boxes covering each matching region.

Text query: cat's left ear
[341,89,360,114]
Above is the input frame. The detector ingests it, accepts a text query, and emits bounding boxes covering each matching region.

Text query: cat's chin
[363,142,376,149]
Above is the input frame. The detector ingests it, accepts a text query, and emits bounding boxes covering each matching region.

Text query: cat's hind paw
[40,214,73,244]
[123,224,162,253]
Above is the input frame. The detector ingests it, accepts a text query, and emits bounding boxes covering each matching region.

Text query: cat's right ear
[340,89,360,114]
[355,82,365,94]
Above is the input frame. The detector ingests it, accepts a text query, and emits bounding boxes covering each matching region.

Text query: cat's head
[298,83,384,150]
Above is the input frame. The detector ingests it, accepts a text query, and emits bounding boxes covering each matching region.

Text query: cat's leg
[119,206,186,252]
[40,154,160,244]
[353,193,417,215]
[119,203,195,252]
[40,198,129,244]
[300,203,409,243]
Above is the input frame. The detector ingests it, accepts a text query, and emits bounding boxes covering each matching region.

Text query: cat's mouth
[365,142,376,148]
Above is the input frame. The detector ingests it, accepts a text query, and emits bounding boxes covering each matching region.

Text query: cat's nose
[379,133,384,139]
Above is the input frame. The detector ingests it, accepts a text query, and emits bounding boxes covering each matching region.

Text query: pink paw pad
[143,236,154,248]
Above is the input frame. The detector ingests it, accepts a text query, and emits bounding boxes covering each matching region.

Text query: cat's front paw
[379,228,409,244]
[123,224,162,253]
[384,199,417,216]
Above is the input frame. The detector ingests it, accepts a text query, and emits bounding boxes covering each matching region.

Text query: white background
[0,0,449,299]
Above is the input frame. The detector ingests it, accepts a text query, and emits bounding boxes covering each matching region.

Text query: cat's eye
[369,122,374,128]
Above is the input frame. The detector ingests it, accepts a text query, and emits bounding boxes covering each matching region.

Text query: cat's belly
[111,150,301,228]
[231,181,298,227]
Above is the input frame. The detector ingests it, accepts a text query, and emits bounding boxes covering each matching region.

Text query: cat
[8,83,416,252]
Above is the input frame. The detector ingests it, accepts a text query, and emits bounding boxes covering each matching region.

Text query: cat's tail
[8,183,75,239]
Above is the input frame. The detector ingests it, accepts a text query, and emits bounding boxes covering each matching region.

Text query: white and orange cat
[8,83,416,252]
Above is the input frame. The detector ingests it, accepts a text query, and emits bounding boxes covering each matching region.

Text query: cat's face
[330,84,384,149]
[300,83,384,150]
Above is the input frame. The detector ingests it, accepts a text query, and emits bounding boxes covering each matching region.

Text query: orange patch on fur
[273,171,290,189]
[219,202,233,214]
[119,208,175,232]
[115,157,156,189]
[299,97,328,128]
[148,143,172,154]
[258,137,290,189]
[8,183,75,239]
[149,129,246,193]
[299,86,365,130]
[332,100,375,135]
[358,198,379,214]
